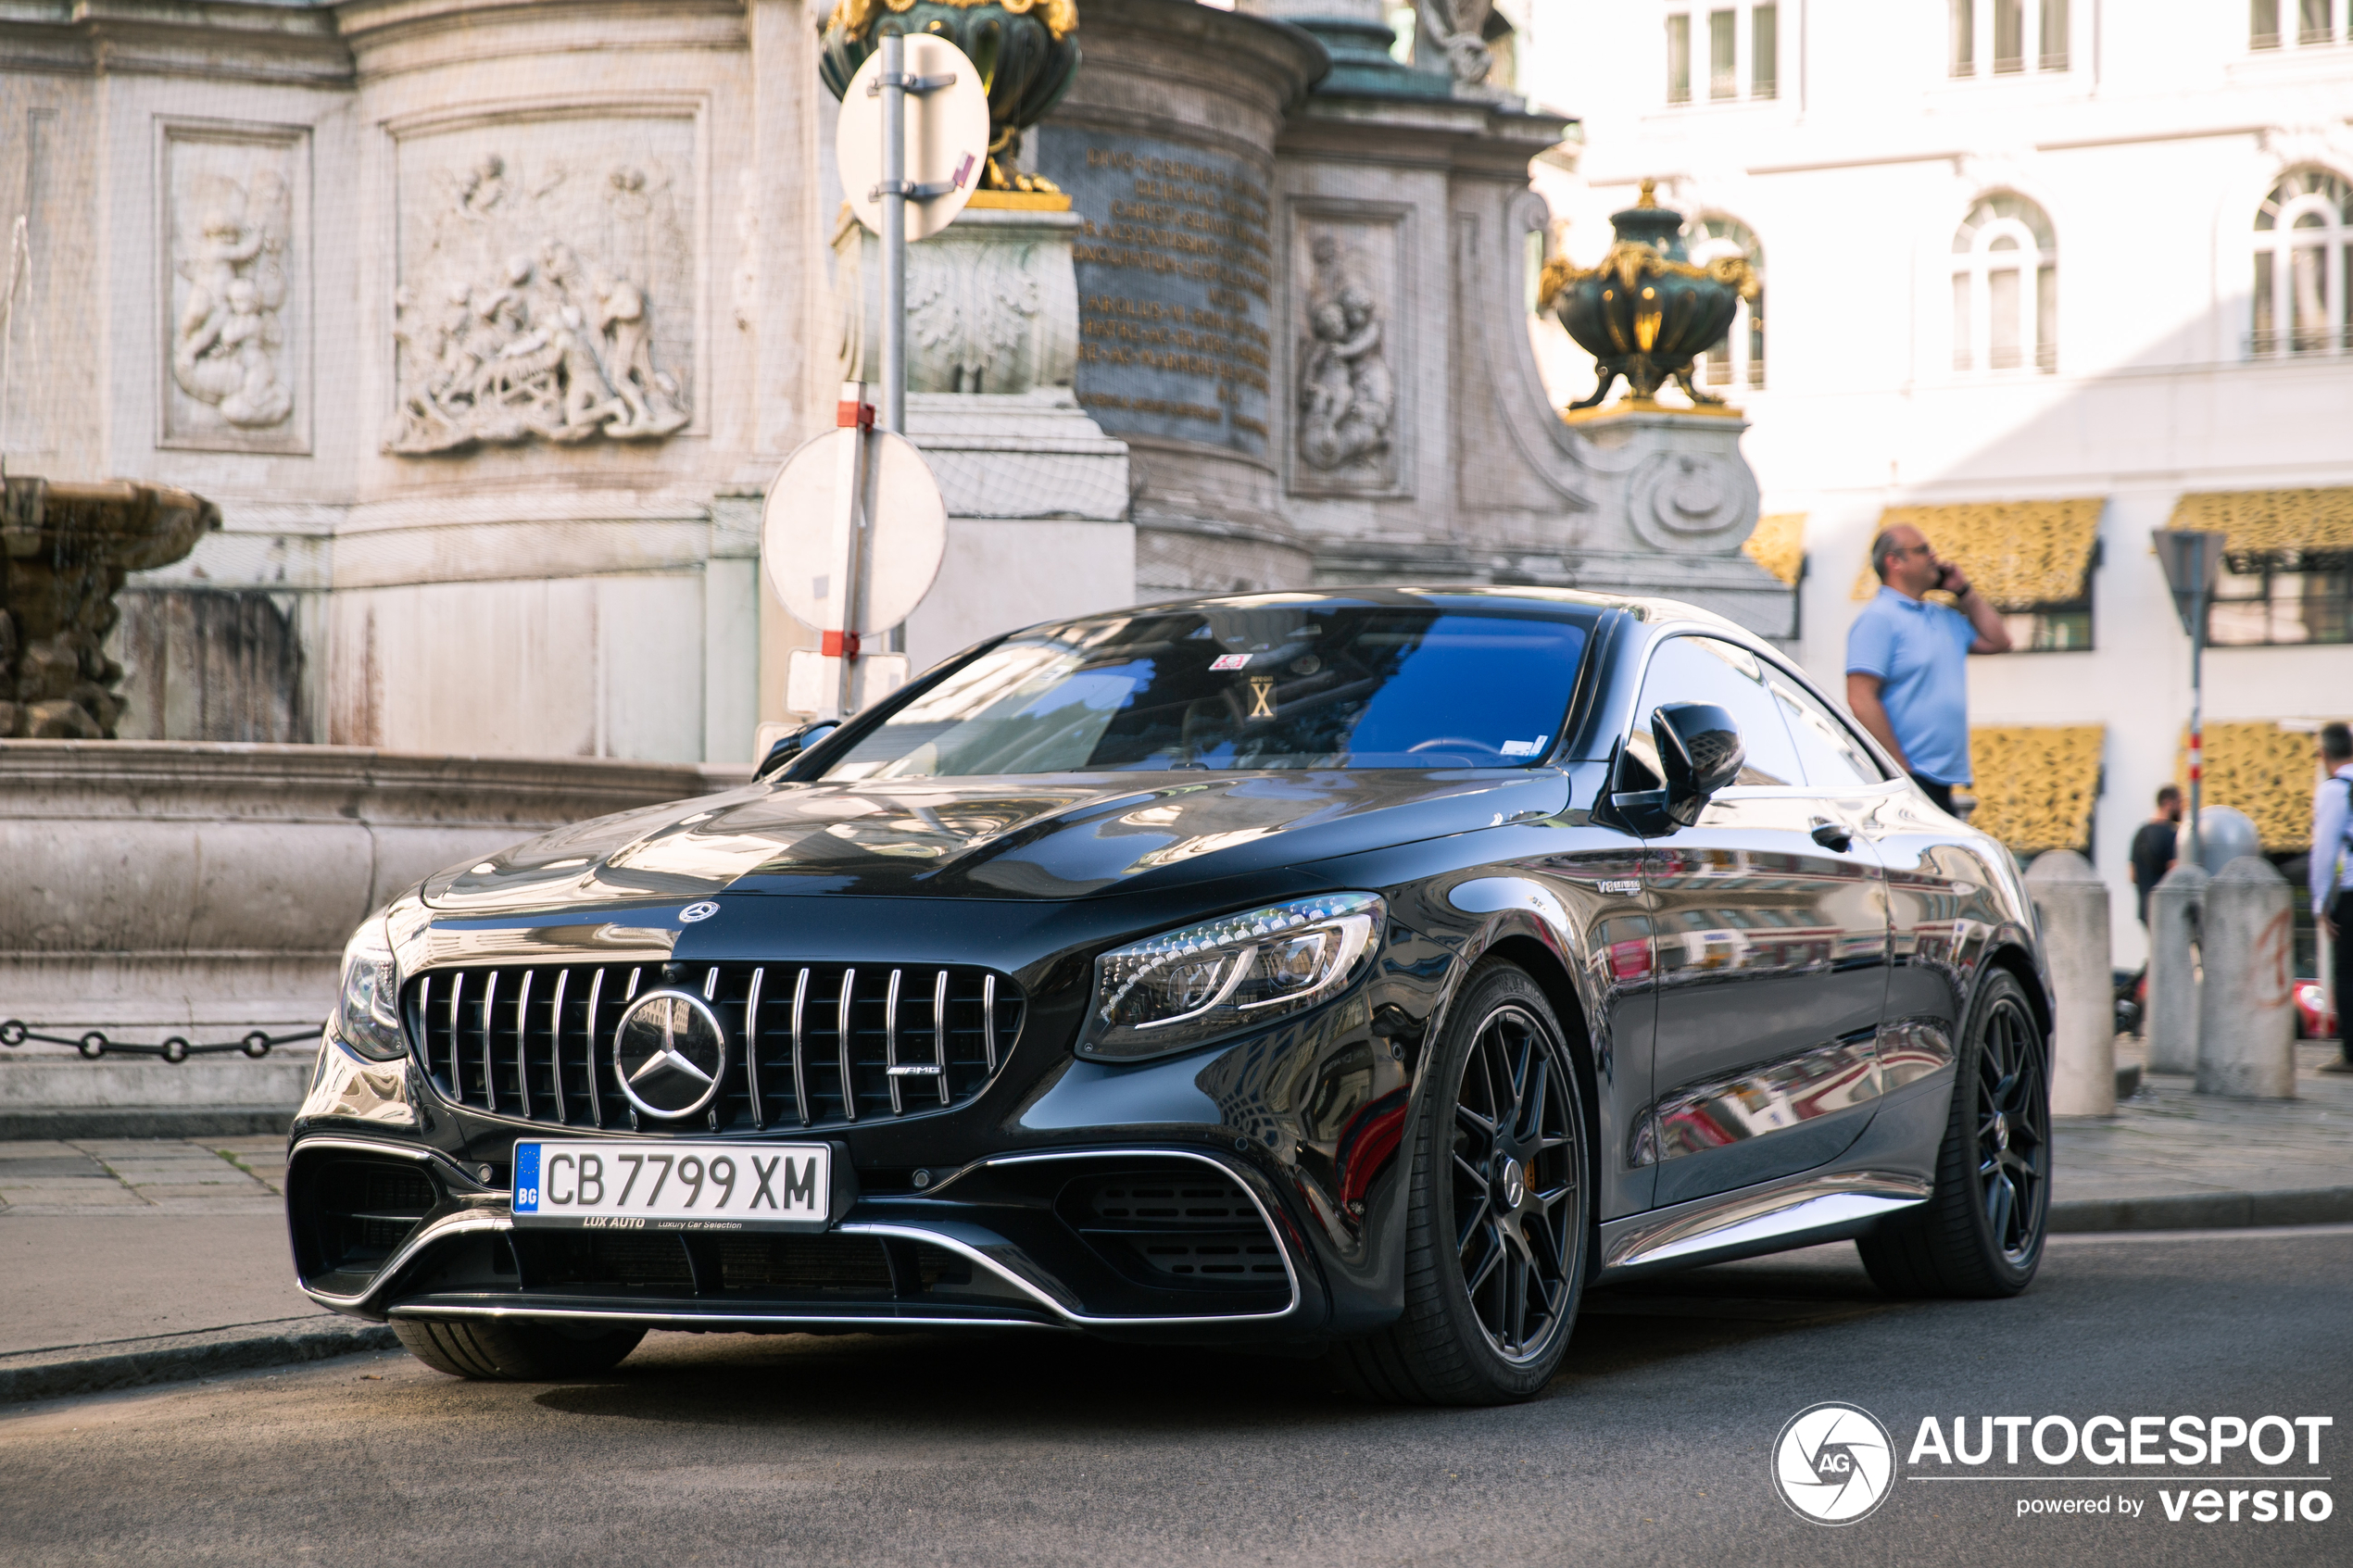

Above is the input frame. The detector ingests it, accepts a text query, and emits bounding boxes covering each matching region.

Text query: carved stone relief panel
[1289,207,1406,497]
[388,112,698,456]
[160,121,309,454]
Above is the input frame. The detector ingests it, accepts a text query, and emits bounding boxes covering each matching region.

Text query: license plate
[511,1141,831,1232]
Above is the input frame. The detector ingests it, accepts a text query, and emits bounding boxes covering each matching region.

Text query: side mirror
[1653,702,1743,825]
[755,719,841,781]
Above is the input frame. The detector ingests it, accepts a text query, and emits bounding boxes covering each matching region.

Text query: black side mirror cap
[1651,702,1743,826]
[756,720,841,780]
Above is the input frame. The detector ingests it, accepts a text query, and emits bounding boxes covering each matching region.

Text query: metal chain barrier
[0,1020,319,1063]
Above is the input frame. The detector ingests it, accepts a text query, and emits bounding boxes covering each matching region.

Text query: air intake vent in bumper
[1058,1169,1290,1291]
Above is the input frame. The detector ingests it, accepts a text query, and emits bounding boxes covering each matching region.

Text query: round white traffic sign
[835,35,992,242]
[761,426,948,634]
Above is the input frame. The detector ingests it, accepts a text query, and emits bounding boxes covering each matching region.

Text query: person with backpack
[2317,721,2353,1074]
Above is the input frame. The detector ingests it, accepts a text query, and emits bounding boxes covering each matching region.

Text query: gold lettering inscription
[1074,142,1277,434]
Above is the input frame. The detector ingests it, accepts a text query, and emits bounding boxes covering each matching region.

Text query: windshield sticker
[1499,735,1550,757]
[1210,653,1252,671]
[1247,676,1277,718]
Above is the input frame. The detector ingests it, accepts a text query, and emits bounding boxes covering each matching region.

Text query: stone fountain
[1,474,219,738]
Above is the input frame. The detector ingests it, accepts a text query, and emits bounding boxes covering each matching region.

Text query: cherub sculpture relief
[1297,234,1396,475]
[171,180,294,431]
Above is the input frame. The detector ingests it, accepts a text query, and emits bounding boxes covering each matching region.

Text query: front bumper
[287,1133,1322,1344]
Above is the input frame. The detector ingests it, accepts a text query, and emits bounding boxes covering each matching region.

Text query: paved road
[5,1228,2348,1567]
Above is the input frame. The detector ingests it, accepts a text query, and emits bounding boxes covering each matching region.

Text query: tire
[1327,960,1592,1405]
[1856,969,2050,1298]
[393,1318,647,1380]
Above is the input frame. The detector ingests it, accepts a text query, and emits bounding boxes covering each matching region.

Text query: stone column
[2026,850,2115,1116]
[2196,856,2298,1099]
[2145,862,2208,1075]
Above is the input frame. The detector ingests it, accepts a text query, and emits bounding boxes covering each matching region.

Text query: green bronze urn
[819,0,1081,193]
[1539,180,1758,410]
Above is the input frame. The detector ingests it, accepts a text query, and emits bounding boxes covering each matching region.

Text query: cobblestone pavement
[0,1137,286,1217]
[2057,1039,2353,1204]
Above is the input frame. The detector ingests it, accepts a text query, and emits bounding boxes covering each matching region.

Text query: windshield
[821,602,1592,779]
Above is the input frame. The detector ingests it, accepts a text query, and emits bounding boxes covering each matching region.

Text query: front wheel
[1856,969,2050,1298]
[1327,961,1592,1405]
[393,1318,647,1380]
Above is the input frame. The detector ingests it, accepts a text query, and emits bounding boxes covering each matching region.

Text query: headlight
[334,917,408,1061]
[1080,893,1383,1061]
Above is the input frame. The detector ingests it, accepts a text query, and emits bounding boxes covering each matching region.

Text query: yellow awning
[2178,721,2326,850]
[1963,725,2105,854]
[1851,499,2105,610]
[1743,512,1806,586]
[2167,488,2353,552]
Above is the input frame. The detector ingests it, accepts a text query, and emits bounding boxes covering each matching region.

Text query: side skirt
[1593,1167,1932,1280]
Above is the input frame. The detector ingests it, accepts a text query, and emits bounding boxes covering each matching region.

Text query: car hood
[420,769,1568,914]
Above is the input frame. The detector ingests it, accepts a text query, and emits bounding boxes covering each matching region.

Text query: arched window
[1951,194,2056,373]
[1687,216,1765,391]
[2253,169,2352,357]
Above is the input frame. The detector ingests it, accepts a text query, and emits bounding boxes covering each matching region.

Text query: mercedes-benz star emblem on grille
[678,901,720,923]
[611,991,729,1119]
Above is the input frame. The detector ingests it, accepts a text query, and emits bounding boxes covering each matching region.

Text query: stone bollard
[2196,855,2298,1098]
[2026,850,2115,1116]
[2145,863,2208,1075]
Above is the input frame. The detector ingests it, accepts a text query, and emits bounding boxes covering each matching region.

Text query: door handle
[1809,822,1854,853]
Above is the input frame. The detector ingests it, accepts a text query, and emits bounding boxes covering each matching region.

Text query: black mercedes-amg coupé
[290,587,2053,1405]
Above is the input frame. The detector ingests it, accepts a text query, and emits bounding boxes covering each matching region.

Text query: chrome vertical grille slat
[405,960,1022,1135]
[931,969,950,1106]
[885,968,904,1116]
[479,971,498,1114]
[584,969,605,1129]
[547,970,570,1126]
[983,972,999,1073]
[512,971,534,1121]
[743,967,766,1127]
[837,968,859,1124]
[790,968,811,1127]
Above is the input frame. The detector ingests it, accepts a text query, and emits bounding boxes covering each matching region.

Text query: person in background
[2314,721,2353,1074]
[1845,523,2013,815]
[2131,784,2183,927]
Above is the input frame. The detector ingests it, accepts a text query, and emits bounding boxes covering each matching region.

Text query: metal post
[2186,533,2206,871]
[878,29,907,436]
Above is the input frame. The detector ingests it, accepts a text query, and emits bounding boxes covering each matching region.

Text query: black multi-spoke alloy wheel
[393,1319,647,1380]
[1856,969,2050,1298]
[1328,961,1591,1405]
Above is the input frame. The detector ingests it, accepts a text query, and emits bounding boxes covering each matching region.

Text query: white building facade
[1522,0,2353,966]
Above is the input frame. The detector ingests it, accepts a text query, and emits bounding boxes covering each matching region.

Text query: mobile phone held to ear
[1936,562,1958,592]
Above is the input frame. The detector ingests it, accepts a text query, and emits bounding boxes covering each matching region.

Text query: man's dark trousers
[1909,773,1957,815]
[2334,890,2353,1063]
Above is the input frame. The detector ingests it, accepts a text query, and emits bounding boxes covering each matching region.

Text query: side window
[1625,634,1806,788]
[1768,668,1888,788]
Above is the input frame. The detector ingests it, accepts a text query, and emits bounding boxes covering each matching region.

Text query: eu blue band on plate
[514,1142,540,1211]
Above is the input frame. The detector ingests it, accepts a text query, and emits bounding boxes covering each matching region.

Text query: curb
[2049,1185,2353,1234]
[0,1106,297,1141]
[0,1316,396,1405]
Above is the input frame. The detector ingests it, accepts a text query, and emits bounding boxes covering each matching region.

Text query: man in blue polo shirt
[1845,523,2013,815]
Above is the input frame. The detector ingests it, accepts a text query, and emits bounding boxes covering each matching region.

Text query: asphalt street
[3,1227,2347,1568]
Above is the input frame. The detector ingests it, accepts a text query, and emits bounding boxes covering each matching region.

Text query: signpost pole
[878,29,907,437]
[2186,533,2207,871]
[2155,528,2223,872]
[822,381,874,722]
